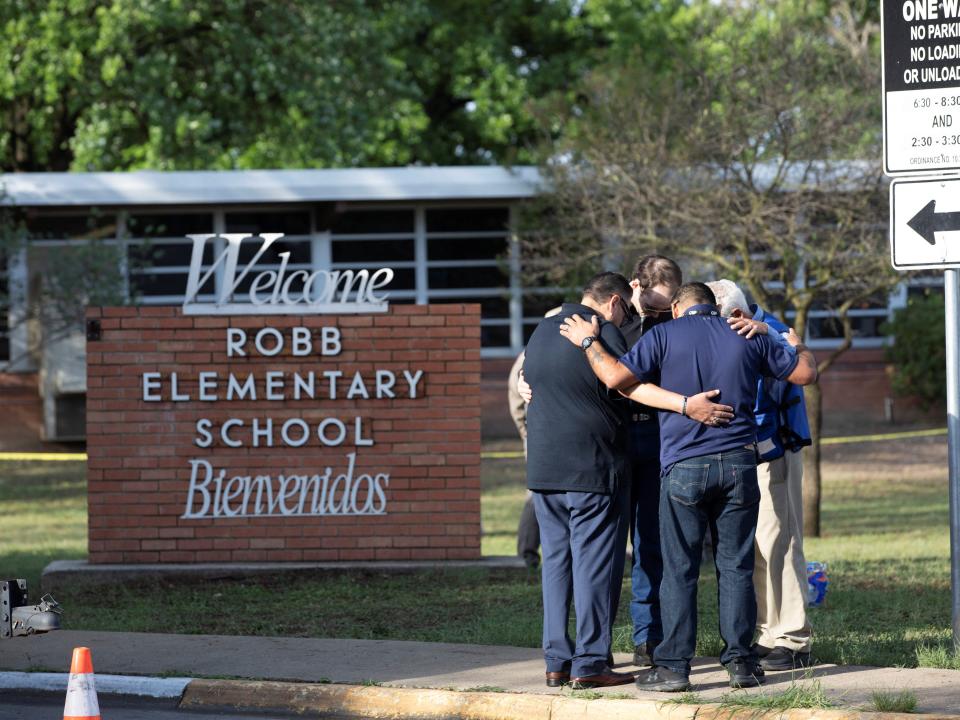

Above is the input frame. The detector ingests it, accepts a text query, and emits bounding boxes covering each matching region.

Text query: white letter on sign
[321,326,342,356]
[183,459,213,518]
[143,372,161,401]
[226,328,246,357]
[292,327,312,356]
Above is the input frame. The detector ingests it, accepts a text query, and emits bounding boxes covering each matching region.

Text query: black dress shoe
[635,666,690,692]
[545,671,570,687]
[751,642,773,658]
[726,659,766,688]
[570,668,635,689]
[760,646,814,671]
[633,641,658,667]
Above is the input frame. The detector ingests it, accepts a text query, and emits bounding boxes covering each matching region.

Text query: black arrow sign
[907,199,960,246]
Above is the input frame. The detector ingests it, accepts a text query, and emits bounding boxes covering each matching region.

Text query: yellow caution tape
[820,426,946,445]
[0,427,947,463]
[0,452,87,462]
[482,427,948,458]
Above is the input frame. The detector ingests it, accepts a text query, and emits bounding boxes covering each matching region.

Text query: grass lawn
[0,436,955,669]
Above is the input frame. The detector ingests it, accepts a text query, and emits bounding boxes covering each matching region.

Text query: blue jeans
[534,483,630,677]
[630,457,663,647]
[653,447,760,676]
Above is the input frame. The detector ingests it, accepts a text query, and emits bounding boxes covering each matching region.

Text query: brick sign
[85,305,482,563]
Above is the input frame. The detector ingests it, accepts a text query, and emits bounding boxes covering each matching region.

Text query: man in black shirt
[524,272,730,689]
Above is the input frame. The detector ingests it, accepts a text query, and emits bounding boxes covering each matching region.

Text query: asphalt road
[0,694,316,720]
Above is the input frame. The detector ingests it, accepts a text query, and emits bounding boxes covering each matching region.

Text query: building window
[325,209,418,300]
[126,213,215,302]
[24,204,528,356]
[26,213,117,242]
[424,207,512,351]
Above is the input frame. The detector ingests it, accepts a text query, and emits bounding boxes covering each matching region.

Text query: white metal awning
[0,166,542,207]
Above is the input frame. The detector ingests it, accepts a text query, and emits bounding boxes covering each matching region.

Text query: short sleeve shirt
[619,304,799,473]
[524,303,630,494]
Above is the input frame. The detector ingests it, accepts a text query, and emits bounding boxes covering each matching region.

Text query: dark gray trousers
[533,483,630,677]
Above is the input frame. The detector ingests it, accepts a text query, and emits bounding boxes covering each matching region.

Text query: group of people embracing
[518,256,818,692]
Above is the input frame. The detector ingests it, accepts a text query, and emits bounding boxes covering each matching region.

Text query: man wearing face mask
[616,255,683,668]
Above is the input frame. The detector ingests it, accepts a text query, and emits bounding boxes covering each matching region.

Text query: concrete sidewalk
[2,630,960,716]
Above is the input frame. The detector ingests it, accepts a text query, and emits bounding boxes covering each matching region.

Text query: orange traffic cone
[63,647,101,720]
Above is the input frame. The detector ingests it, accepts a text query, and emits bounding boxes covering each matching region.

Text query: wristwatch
[581,336,597,350]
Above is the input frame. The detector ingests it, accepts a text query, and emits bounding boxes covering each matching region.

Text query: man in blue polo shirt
[707,279,814,671]
[558,282,817,692]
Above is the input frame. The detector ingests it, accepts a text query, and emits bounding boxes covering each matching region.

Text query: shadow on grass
[63,569,546,648]
[481,458,526,494]
[691,555,950,668]
[821,491,947,537]
[0,461,86,501]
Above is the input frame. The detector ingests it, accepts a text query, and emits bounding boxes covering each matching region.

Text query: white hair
[706,279,751,318]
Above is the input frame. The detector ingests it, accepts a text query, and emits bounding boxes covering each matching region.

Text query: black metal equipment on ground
[1,579,63,638]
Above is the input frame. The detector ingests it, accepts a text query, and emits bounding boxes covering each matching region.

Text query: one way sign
[891,177,960,270]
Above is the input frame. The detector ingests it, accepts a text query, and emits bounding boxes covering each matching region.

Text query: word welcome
[182,233,393,315]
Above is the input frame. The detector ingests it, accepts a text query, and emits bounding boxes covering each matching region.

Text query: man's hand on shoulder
[727,316,768,339]
[783,327,805,349]
[685,389,735,426]
[559,314,600,347]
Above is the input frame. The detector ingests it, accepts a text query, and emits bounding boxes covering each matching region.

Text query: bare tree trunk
[802,381,823,537]
[799,304,852,539]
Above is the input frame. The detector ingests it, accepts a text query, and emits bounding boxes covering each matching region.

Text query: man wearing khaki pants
[707,280,814,671]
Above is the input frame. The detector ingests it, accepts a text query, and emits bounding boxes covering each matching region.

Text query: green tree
[1,0,422,171]
[2,0,642,171]
[884,292,946,409]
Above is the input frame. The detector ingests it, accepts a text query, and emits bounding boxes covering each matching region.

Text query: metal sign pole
[946,268,960,653]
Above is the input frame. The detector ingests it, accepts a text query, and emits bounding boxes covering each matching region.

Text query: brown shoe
[545,671,570,687]
[570,668,635,689]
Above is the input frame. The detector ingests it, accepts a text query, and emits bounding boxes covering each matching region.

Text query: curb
[0,671,190,699]
[180,679,960,720]
[3,672,957,720]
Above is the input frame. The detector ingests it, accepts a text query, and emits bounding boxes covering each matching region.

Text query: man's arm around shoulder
[559,312,735,424]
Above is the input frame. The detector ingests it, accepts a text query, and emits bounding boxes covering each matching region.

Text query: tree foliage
[0,0,634,171]
[884,293,946,409]
[0,204,128,367]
